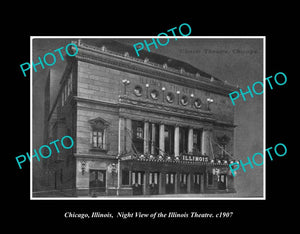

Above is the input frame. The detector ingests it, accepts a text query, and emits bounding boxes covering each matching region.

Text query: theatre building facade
[43,39,238,197]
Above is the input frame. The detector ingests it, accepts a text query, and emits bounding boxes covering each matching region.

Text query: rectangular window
[132,120,144,154]
[164,125,174,156]
[193,129,202,154]
[92,130,104,149]
[136,127,143,139]
[122,170,130,185]
[193,133,197,145]
[149,123,159,155]
[179,127,189,154]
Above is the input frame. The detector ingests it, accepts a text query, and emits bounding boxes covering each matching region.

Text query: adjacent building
[39,39,238,197]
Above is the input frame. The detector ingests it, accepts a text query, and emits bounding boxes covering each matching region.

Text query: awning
[119,153,234,167]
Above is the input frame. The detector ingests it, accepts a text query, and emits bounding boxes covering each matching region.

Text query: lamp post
[162,87,166,102]
[145,83,149,98]
[207,97,214,111]
[122,79,130,95]
[176,90,180,105]
[116,156,121,196]
[190,93,194,108]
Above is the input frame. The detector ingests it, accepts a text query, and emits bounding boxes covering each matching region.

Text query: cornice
[73,41,237,96]
[74,153,117,160]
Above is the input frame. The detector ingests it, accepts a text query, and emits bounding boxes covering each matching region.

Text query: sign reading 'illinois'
[181,155,209,162]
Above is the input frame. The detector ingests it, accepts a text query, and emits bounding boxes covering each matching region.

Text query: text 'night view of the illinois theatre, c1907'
[36,39,239,197]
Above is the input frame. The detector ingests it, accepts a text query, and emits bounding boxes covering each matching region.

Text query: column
[188,127,193,154]
[201,128,211,158]
[118,117,125,155]
[129,170,132,186]
[174,173,179,194]
[159,123,165,155]
[151,123,156,155]
[125,119,132,153]
[187,174,191,193]
[159,172,165,194]
[174,125,180,156]
[117,158,121,196]
[143,121,149,154]
[143,172,150,195]
[200,174,205,193]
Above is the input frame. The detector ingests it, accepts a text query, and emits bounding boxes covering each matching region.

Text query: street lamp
[176,90,180,105]
[162,87,166,102]
[190,93,194,108]
[207,97,214,111]
[145,83,149,98]
[122,79,130,95]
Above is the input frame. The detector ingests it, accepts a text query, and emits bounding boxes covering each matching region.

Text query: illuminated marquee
[181,155,209,162]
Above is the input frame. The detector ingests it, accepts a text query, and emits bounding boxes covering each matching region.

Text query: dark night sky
[33,37,264,197]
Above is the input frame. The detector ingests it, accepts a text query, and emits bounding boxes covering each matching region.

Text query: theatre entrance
[179,173,188,193]
[132,171,144,195]
[89,169,106,194]
[165,172,176,194]
[149,172,159,195]
[218,174,227,190]
[193,173,202,193]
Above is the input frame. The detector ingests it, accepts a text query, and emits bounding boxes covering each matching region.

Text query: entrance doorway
[132,171,144,195]
[179,173,188,193]
[193,173,201,193]
[165,172,176,194]
[149,172,159,195]
[193,174,201,193]
[218,174,227,190]
[89,170,106,194]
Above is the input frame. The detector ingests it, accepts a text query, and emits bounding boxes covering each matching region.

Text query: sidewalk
[32,190,260,198]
